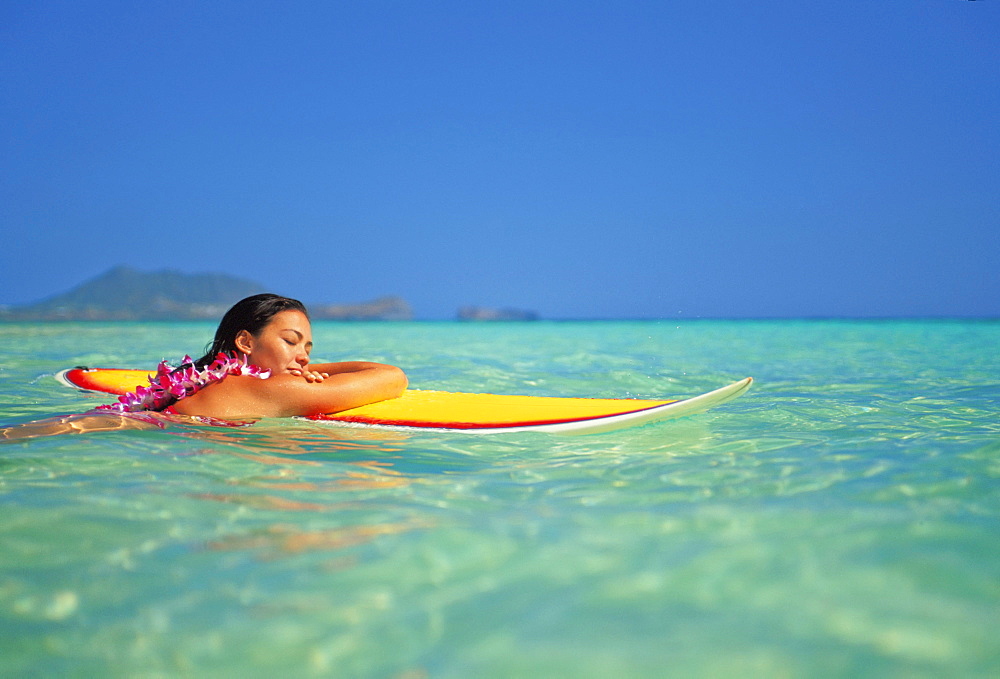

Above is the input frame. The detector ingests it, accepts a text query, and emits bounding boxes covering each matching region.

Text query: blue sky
[2,1,997,318]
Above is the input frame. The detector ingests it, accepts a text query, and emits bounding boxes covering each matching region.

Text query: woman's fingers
[288,368,330,382]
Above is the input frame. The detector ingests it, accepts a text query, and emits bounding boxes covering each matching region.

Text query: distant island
[0,266,414,322]
[457,306,539,322]
[312,296,413,321]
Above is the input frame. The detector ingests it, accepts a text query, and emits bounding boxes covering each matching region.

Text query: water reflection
[174,417,411,458]
[206,520,429,557]
[186,430,428,561]
[3,409,438,564]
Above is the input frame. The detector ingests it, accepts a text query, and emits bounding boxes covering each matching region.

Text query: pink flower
[97,352,270,413]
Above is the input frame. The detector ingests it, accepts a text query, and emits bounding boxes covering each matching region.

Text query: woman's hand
[289,366,330,383]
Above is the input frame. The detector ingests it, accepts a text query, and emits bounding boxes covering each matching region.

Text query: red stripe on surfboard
[318,401,680,429]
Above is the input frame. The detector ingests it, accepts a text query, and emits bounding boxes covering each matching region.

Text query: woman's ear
[234,329,254,354]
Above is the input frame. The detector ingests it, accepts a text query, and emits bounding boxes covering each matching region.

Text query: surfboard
[55,368,752,435]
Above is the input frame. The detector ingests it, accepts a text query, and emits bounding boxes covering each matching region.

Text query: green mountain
[1,266,268,321]
[0,266,414,321]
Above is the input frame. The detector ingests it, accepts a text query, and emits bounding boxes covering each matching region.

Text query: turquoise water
[1,320,999,677]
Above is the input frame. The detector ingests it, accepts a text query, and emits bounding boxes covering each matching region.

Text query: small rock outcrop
[311,296,413,321]
[457,306,538,322]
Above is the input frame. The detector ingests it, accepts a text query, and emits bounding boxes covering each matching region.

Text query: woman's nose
[295,351,308,366]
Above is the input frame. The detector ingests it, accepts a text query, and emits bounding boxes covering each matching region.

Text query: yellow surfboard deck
[56,368,752,434]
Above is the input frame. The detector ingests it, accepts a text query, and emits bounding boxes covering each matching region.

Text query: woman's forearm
[271,362,408,417]
[305,361,397,375]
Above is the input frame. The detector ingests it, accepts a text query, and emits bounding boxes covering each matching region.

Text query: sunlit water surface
[1,320,998,677]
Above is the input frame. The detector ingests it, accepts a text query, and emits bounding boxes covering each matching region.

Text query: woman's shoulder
[170,374,281,419]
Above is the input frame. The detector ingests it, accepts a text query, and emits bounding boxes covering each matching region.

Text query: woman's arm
[248,362,407,418]
[174,362,407,419]
[1,412,162,441]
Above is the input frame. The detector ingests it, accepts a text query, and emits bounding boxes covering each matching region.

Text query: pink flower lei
[97,352,271,413]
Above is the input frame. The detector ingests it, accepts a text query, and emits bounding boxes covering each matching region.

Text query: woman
[1,294,407,439]
[137,293,407,420]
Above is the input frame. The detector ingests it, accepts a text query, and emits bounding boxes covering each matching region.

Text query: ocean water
[1,319,998,678]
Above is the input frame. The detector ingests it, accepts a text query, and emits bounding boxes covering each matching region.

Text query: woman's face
[235,309,313,374]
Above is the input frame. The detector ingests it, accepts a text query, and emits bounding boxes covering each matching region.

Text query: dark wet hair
[194,293,309,368]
